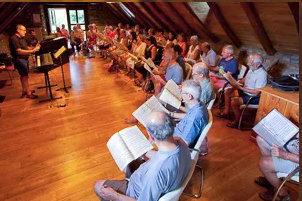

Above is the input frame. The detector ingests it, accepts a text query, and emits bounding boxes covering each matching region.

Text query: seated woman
[86,24,97,58]
[185,35,201,65]
[125,34,146,74]
[134,36,159,86]
[177,32,188,57]
[256,134,299,201]
[70,26,84,55]
[166,31,177,45]
[108,30,128,72]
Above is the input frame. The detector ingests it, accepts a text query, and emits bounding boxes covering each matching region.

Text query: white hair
[253,54,263,66]
[223,45,234,55]
[193,62,209,78]
[182,79,201,101]
[190,35,198,42]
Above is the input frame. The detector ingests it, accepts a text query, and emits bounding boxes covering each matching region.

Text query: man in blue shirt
[94,111,191,201]
[169,80,209,148]
[209,45,238,90]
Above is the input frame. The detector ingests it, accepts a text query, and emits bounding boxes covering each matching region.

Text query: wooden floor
[0,56,298,201]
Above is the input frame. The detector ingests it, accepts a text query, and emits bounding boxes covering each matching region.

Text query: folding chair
[238,92,260,129]
[273,167,299,201]
[159,110,213,200]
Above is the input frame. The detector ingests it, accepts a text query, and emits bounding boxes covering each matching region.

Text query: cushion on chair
[240,104,259,110]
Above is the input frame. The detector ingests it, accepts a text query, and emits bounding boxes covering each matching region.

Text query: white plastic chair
[273,167,299,201]
[207,94,216,110]
[159,110,213,201]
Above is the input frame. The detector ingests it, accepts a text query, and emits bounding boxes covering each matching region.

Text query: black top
[26,35,38,47]
[9,34,29,60]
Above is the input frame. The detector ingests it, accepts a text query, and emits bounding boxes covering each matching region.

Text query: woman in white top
[126,34,146,72]
[186,35,201,65]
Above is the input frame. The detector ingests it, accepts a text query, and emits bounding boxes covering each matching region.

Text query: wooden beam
[241,2,276,55]
[105,3,129,24]
[133,2,164,30]
[170,2,219,43]
[139,2,167,31]
[123,2,154,28]
[207,2,241,47]
[142,2,178,33]
[154,2,192,35]
[288,2,299,33]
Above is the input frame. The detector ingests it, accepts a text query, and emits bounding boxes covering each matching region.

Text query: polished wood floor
[0,56,298,201]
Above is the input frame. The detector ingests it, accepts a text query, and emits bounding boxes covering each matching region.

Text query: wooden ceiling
[106,2,299,54]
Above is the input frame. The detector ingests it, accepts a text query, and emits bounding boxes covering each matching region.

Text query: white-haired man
[209,45,239,90]
[192,62,215,106]
[217,54,267,128]
[170,79,209,147]
[94,111,191,201]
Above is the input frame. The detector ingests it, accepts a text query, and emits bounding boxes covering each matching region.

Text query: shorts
[94,179,129,201]
[14,58,29,77]
[239,90,260,104]
[272,156,299,176]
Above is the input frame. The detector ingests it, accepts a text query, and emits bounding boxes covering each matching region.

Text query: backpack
[268,75,299,91]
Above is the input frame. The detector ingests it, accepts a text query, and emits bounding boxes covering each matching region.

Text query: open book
[219,68,239,87]
[107,126,153,171]
[133,96,169,127]
[159,80,182,109]
[252,109,299,147]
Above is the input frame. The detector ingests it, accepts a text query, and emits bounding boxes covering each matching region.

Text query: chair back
[184,63,192,80]
[191,110,213,161]
[207,94,216,110]
[237,64,247,80]
[158,159,197,201]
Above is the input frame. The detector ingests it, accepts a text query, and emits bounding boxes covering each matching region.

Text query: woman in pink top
[177,33,188,57]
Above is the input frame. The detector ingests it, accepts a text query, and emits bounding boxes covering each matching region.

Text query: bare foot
[124,117,138,124]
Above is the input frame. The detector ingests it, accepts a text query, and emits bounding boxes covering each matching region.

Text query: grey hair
[182,79,201,101]
[190,35,198,42]
[16,24,24,31]
[146,112,174,141]
[253,54,263,66]
[193,62,209,78]
[223,45,234,55]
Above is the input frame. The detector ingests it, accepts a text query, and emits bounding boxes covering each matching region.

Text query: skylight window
[188,2,210,23]
[119,3,135,19]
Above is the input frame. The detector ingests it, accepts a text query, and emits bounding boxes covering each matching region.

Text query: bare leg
[20,76,30,95]
[223,87,236,114]
[259,157,288,196]
[230,96,243,122]
[256,136,271,156]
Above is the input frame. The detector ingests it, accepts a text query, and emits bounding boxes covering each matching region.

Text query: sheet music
[54,46,66,59]
[143,63,154,76]
[159,80,182,109]
[132,96,169,127]
[119,126,153,160]
[253,109,299,147]
[107,131,134,171]
[219,69,239,86]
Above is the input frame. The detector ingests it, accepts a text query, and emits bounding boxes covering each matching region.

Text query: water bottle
[218,66,224,76]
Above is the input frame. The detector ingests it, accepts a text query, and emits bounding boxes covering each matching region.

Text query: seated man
[94,111,191,201]
[209,45,238,90]
[192,62,215,106]
[152,45,183,96]
[216,54,267,128]
[255,134,299,201]
[198,42,217,67]
[169,79,209,148]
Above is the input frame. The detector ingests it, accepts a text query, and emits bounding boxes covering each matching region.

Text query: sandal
[259,190,291,201]
[226,121,239,128]
[215,112,229,119]
[255,176,274,190]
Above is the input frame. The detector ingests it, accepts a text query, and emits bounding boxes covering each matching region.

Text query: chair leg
[183,165,204,198]
[238,106,247,130]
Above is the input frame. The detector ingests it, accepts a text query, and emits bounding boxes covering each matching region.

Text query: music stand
[54,46,71,93]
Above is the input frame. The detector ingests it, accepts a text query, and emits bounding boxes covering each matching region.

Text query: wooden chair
[159,110,213,200]
[273,167,299,201]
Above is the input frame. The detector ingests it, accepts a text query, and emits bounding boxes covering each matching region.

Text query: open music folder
[107,126,153,171]
[132,95,169,127]
[159,80,182,109]
[252,109,299,147]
